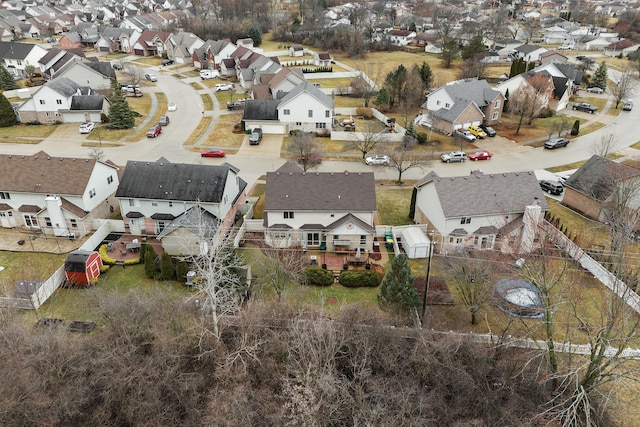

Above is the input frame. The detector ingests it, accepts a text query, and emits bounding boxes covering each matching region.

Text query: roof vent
[187,179,191,183]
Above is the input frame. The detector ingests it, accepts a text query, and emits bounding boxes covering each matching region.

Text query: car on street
[144,73,158,82]
[544,137,570,149]
[441,151,468,163]
[539,180,564,195]
[467,125,487,139]
[201,148,226,158]
[227,101,244,111]
[146,125,162,138]
[572,102,598,113]
[159,115,170,126]
[168,103,177,111]
[161,59,174,66]
[453,129,476,142]
[623,99,634,111]
[365,154,390,165]
[479,124,496,137]
[112,62,124,70]
[468,150,493,161]
[249,128,263,145]
[214,83,234,91]
[586,87,604,94]
[79,122,95,134]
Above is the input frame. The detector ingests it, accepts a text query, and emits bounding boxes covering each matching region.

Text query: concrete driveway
[236,133,283,157]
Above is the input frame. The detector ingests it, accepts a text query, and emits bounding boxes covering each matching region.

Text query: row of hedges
[301,66,332,73]
[303,267,382,288]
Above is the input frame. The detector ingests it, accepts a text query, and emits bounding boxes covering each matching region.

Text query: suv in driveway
[544,137,570,149]
[249,128,263,145]
[572,102,598,113]
[539,180,564,195]
[441,151,468,163]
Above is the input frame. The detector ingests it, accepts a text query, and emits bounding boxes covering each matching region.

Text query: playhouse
[64,250,103,286]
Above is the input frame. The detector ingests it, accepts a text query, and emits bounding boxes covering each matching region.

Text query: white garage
[244,121,286,135]
[401,227,431,259]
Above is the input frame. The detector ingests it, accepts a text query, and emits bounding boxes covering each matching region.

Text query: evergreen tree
[160,252,175,281]
[0,65,19,90]
[414,62,433,90]
[503,89,509,112]
[248,26,262,47]
[571,119,580,136]
[461,35,486,60]
[374,87,390,109]
[144,245,157,278]
[378,254,420,321]
[441,38,460,68]
[0,92,16,127]
[108,78,134,129]
[592,62,608,90]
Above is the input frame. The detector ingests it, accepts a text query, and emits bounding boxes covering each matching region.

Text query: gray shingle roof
[46,77,85,97]
[85,61,116,78]
[0,41,37,60]
[156,206,219,239]
[115,159,246,203]
[439,79,501,108]
[415,171,549,217]
[70,95,104,111]
[243,99,280,121]
[265,170,376,212]
[278,81,333,108]
[565,155,640,202]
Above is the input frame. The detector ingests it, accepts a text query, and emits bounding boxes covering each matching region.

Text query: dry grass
[249,183,265,219]
[201,113,245,149]
[183,117,212,145]
[130,57,162,66]
[579,121,606,135]
[0,123,61,138]
[201,93,213,110]
[376,186,414,226]
[304,77,354,88]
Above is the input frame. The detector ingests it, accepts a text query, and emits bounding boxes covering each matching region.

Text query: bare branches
[286,132,323,172]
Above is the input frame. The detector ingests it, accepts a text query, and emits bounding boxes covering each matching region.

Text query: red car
[468,150,493,161]
[201,148,226,158]
[146,125,162,138]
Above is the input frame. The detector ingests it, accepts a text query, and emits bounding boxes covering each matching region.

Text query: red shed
[64,250,103,286]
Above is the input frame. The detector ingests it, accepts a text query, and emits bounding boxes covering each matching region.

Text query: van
[200,69,220,80]
[623,99,633,111]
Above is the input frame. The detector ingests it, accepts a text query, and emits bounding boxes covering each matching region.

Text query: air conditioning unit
[310,256,317,261]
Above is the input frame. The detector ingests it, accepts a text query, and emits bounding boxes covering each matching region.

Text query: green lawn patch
[0,123,61,138]
[376,187,414,226]
[249,183,265,219]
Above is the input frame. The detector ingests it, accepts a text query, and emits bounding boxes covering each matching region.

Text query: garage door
[260,123,286,134]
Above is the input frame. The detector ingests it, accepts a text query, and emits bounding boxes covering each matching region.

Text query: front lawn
[0,123,61,140]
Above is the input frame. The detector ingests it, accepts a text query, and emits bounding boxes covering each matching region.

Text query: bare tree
[286,132,323,172]
[445,255,493,325]
[508,74,552,135]
[591,134,618,157]
[547,117,573,139]
[610,67,637,109]
[349,122,384,159]
[122,64,142,86]
[88,147,105,162]
[387,142,425,183]
[257,246,304,301]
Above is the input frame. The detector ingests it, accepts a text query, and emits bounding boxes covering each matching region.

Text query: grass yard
[571,94,609,112]
[304,77,355,89]
[376,186,414,226]
[0,123,60,140]
[183,117,212,145]
[201,93,213,110]
[97,95,153,142]
[248,183,265,219]
[124,92,168,142]
[0,251,66,296]
[201,113,244,149]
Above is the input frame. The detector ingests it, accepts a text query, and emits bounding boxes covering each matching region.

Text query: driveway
[236,134,283,158]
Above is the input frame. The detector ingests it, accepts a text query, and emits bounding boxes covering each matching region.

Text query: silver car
[441,151,468,163]
[365,154,390,165]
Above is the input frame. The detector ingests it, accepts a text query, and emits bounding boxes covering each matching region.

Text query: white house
[264,162,377,252]
[95,27,140,53]
[543,25,569,44]
[165,31,204,65]
[386,29,416,46]
[0,41,47,77]
[52,60,116,90]
[411,170,549,253]
[115,158,248,256]
[513,43,549,63]
[0,151,120,238]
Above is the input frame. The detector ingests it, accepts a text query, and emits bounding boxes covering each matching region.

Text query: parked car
[249,128,263,145]
[227,101,244,111]
[201,148,225,158]
[144,73,158,82]
[161,59,174,66]
[112,62,124,70]
[572,102,598,113]
[214,83,234,91]
[479,124,496,137]
[441,151,468,163]
[159,115,170,126]
[79,122,95,134]
[146,125,162,138]
[453,129,476,142]
[122,84,141,93]
[467,125,487,139]
[544,137,570,149]
[168,102,177,112]
[586,87,604,94]
[539,180,564,195]
[365,154,390,165]
[623,99,634,111]
[200,69,220,80]
[468,150,493,161]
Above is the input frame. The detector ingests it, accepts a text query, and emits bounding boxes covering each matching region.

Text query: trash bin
[186,271,197,286]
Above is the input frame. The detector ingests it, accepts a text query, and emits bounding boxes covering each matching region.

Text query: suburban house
[543,25,570,44]
[386,29,416,46]
[513,43,549,63]
[562,156,640,224]
[243,81,334,135]
[52,59,116,90]
[263,163,377,252]
[192,39,236,70]
[417,79,504,135]
[38,48,85,80]
[95,27,139,53]
[165,31,204,64]
[539,50,567,65]
[603,39,640,57]
[115,159,248,256]
[58,32,84,50]
[133,30,171,57]
[0,151,120,238]
[411,170,549,253]
[0,41,47,78]
[17,77,109,123]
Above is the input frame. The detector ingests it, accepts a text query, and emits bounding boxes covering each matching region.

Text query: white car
[168,102,177,111]
[214,83,234,92]
[365,154,390,165]
[79,122,95,134]
[144,73,158,82]
[587,87,604,94]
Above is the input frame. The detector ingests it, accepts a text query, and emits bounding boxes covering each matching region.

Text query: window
[308,110,313,118]
[330,212,335,217]
[333,235,340,241]
[494,100,501,109]
[155,220,167,233]
[0,192,9,199]
[316,123,326,128]
[151,201,158,206]
[45,217,52,227]
[445,103,451,108]
[436,100,441,106]
[128,199,140,207]
[283,211,294,219]
[224,195,228,204]
[296,122,302,126]
[56,99,62,105]
[325,110,330,118]
[89,188,96,198]
[129,219,137,226]
[70,219,77,228]
[17,60,22,66]
[39,99,45,105]
[107,175,113,184]
[307,232,320,246]
[24,214,38,228]
[460,217,471,224]
[360,235,367,245]
[283,109,290,115]
[168,202,173,207]
[492,112,499,120]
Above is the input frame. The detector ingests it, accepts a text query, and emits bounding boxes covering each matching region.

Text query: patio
[102,234,163,262]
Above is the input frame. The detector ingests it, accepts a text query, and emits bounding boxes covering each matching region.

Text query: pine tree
[108,78,134,129]
[160,252,175,280]
[0,92,16,127]
[592,62,608,90]
[0,65,19,90]
[571,119,580,135]
[378,254,420,321]
[144,245,157,278]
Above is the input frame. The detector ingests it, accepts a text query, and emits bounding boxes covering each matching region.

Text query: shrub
[416,132,428,145]
[98,244,117,265]
[27,120,41,125]
[338,270,382,288]
[124,258,140,265]
[54,120,62,125]
[571,119,580,136]
[160,252,176,281]
[304,268,334,286]
[100,113,109,123]
[175,260,190,282]
[100,265,110,273]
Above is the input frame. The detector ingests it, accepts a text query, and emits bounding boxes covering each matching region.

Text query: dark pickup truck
[572,102,598,114]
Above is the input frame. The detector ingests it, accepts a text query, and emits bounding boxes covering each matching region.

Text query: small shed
[401,228,430,259]
[288,44,304,57]
[64,250,103,286]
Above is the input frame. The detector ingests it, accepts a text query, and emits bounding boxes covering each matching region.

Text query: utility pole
[421,234,434,320]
